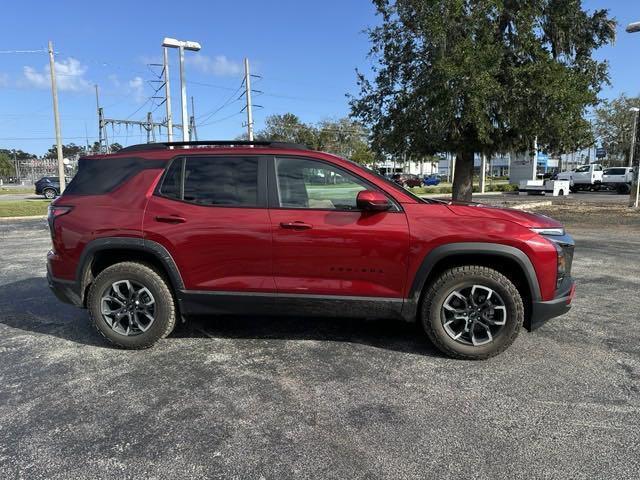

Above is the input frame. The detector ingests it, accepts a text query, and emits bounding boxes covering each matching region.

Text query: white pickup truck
[602,167,634,194]
[556,164,604,192]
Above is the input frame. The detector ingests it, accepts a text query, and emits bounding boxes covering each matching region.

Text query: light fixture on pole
[162,37,201,142]
[626,21,640,207]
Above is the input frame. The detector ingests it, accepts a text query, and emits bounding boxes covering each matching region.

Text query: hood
[443,201,562,229]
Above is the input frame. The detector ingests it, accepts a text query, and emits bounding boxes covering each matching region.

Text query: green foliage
[253,114,377,164]
[0,152,14,177]
[410,183,518,196]
[593,94,640,165]
[45,143,85,159]
[351,0,615,200]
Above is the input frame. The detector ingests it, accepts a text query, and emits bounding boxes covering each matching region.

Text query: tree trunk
[452,151,474,202]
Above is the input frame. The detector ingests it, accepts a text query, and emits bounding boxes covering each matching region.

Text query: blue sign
[596,147,606,158]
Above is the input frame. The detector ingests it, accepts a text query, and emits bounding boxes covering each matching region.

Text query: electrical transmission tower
[94,53,195,152]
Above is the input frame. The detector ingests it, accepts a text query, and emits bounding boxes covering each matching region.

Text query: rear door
[143,155,275,294]
[267,156,410,301]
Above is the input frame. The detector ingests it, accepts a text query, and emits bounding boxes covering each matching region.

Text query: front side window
[275,157,369,210]
[159,156,259,207]
[574,165,590,173]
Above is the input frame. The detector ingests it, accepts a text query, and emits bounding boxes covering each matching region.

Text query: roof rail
[117,140,308,153]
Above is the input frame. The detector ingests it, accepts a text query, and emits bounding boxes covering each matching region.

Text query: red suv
[47,141,575,359]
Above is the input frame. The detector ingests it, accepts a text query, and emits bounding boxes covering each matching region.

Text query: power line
[198,111,244,127]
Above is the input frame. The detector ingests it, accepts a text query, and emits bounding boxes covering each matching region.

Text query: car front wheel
[87,261,177,349]
[421,266,524,360]
[43,188,57,199]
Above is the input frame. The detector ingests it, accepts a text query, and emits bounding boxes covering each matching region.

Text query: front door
[268,156,410,301]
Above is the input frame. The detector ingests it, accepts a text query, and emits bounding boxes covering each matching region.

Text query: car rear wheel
[43,188,57,199]
[421,266,524,360]
[87,261,176,349]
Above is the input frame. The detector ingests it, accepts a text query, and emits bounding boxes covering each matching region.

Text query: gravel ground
[0,209,639,480]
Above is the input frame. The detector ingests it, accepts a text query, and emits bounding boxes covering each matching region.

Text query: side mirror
[356,190,391,212]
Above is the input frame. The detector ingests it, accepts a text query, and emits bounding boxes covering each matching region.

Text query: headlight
[531,227,565,236]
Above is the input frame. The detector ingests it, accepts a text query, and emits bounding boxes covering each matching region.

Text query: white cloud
[23,57,90,92]
[108,73,120,88]
[187,54,242,77]
[128,76,145,103]
[0,73,8,87]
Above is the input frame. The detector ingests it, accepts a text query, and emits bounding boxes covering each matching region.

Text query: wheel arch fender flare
[402,243,541,320]
[76,237,184,303]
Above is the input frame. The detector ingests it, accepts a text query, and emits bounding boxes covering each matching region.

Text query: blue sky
[0,0,638,155]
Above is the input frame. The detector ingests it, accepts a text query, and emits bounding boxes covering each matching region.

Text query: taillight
[47,205,73,233]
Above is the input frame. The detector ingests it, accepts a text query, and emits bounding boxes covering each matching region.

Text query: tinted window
[65,157,164,195]
[604,168,625,175]
[574,165,590,173]
[159,156,259,207]
[275,157,368,210]
[160,159,183,199]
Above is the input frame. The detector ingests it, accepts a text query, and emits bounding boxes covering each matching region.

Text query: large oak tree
[351,0,615,200]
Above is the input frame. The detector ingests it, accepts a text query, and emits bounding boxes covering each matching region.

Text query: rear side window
[159,156,259,207]
[65,157,164,195]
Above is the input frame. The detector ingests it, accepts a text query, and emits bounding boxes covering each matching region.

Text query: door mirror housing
[356,190,391,212]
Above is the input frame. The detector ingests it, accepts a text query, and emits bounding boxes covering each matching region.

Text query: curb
[506,201,553,210]
[0,215,47,221]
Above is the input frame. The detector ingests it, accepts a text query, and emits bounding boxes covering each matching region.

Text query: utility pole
[146,112,153,143]
[48,40,65,192]
[244,58,254,141]
[190,96,198,141]
[163,47,173,141]
[95,85,104,153]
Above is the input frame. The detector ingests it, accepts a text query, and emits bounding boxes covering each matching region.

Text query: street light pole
[629,108,638,168]
[162,37,201,143]
[163,47,173,142]
[626,22,640,207]
[178,45,188,142]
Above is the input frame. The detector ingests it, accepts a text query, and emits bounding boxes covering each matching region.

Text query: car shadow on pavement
[0,277,110,348]
[174,315,441,357]
[1,277,441,356]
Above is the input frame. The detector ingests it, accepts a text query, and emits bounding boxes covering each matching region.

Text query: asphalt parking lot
[1,207,639,479]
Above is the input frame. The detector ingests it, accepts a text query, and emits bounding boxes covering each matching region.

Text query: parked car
[556,164,604,192]
[423,175,440,186]
[392,173,423,188]
[47,140,575,359]
[602,167,634,194]
[35,176,71,199]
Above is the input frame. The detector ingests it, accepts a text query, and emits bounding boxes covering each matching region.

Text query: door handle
[280,221,312,230]
[155,215,186,224]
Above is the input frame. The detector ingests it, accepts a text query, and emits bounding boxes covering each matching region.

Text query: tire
[87,261,176,349]
[420,266,524,360]
[43,188,57,199]
[617,184,630,195]
[558,189,564,196]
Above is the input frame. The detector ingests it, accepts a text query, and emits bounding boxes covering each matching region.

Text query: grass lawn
[0,200,50,217]
[0,187,33,195]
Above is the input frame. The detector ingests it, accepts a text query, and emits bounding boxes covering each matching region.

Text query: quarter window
[275,157,369,210]
[159,156,259,207]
